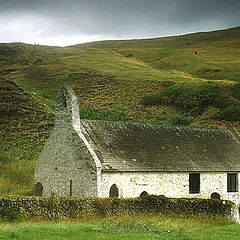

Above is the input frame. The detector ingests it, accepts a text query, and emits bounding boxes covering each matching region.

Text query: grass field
[0,215,239,240]
[0,26,240,195]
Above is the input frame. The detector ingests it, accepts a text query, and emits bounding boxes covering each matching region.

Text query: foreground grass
[0,215,238,240]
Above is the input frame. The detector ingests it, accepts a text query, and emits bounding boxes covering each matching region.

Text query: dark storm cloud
[0,0,240,45]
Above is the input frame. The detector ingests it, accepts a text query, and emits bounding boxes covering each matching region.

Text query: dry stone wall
[0,197,234,220]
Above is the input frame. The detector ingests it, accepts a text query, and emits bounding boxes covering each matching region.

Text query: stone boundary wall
[0,196,234,220]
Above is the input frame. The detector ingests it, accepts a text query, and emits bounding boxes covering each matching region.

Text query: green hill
[71,26,240,82]
[0,26,240,194]
[0,77,54,195]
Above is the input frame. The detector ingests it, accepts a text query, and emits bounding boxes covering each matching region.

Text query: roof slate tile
[80,120,240,172]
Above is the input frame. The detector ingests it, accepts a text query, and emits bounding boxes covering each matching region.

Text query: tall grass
[141,83,240,121]
[0,80,54,195]
[0,215,238,240]
[0,157,34,195]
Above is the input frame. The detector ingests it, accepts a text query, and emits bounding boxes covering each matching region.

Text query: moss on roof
[81,120,240,172]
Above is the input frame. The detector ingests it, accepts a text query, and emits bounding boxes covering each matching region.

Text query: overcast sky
[0,0,240,46]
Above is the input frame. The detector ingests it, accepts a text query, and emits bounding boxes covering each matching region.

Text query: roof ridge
[81,119,229,133]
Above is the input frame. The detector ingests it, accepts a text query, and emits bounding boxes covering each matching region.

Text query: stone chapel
[34,86,240,208]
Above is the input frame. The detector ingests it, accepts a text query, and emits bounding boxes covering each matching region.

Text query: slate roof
[80,120,240,172]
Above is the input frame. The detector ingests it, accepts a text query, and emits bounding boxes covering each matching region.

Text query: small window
[63,98,67,108]
[227,173,238,192]
[62,94,67,109]
[70,180,73,196]
[189,173,200,194]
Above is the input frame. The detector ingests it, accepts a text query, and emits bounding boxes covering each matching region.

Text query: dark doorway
[109,184,119,198]
[35,182,43,196]
[140,191,148,197]
[211,192,220,199]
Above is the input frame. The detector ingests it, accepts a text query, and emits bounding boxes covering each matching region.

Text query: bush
[216,103,240,121]
[194,67,222,80]
[230,83,240,100]
[19,58,29,65]
[34,58,42,64]
[141,84,225,113]
[160,81,175,87]
[0,207,21,222]
[139,194,167,200]
[126,54,133,58]
[168,115,193,125]
[0,152,12,163]
[141,84,240,121]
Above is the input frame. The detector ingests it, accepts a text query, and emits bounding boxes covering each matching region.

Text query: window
[227,173,238,192]
[189,173,200,194]
[109,184,119,198]
[140,191,148,197]
[70,180,73,196]
[35,182,43,196]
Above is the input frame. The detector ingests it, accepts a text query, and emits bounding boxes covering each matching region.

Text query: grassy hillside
[74,26,240,82]
[0,76,54,195]
[0,26,240,194]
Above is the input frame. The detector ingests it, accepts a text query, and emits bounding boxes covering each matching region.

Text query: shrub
[216,103,240,121]
[0,207,21,222]
[169,85,222,111]
[168,115,193,125]
[230,83,240,100]
[140,84,240,121]
[140,94,163,106]
[0,152,12,163]
[194,67,222,80]
[34,58,42,64]
[19,58,29,65]
[160,81,175,87]
[139,194,167,200]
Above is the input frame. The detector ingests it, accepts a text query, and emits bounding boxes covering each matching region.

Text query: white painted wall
[100,172,240,205]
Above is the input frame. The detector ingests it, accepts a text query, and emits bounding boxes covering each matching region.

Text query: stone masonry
[34,86,101,197]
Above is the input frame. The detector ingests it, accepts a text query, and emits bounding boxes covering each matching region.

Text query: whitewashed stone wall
[100,172,240,204]
[34,87,100,197]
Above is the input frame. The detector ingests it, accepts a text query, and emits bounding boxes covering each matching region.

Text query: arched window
[140,191,148,197]
[62,95,68,112]
[63,98,67,108]
[35,182,43,196]
[109,184,119,198]
[211,192,220,200]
